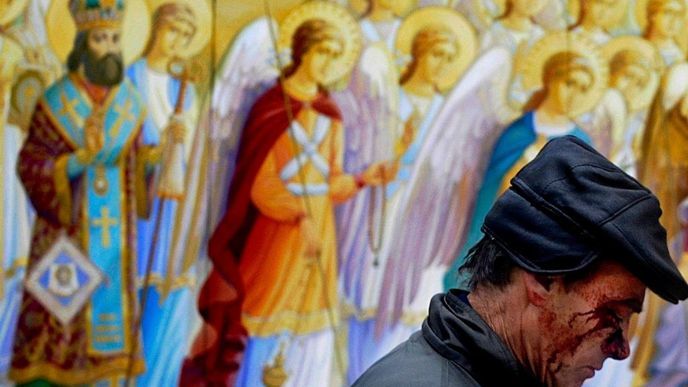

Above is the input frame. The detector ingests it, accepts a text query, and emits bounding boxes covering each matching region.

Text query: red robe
[180,84,341,385]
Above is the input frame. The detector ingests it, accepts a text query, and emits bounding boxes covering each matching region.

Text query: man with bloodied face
[354,136,688,387]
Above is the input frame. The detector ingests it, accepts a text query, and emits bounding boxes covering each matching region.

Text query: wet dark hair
[460,236,516,291]
[460,235,598,291]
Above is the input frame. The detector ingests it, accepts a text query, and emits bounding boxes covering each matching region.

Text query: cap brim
[599,197,688,304]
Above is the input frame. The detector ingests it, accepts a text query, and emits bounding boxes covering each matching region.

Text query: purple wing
[376,48,516,331]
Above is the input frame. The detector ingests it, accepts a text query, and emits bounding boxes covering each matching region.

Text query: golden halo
[0,0,28,26]
[46,0,150,66]
[278,1,362,83]
[519,32,609,117]
[348,0,418,18]
[395,6,477,92]
[635,0,688,31]
[602,36,662,111]
[568,0,629,28]
[568,0,581,22]
[146,0,211,58]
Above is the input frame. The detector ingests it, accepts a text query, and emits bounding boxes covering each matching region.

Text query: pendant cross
[60,92,83,127]
[92,206,118,249]
[110,100,135,138]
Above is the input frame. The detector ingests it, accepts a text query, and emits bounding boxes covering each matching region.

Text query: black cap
[482,136,688,304]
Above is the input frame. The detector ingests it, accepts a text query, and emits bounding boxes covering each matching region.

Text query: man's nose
[604,329,630,360]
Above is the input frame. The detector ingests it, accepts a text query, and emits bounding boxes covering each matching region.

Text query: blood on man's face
[537,260,645,387]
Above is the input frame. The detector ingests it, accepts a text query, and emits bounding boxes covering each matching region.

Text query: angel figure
[480,0,548,52]
[568,0,628,45]
[334,0,406,354]
[355,0,410,49]
[338,7,482,383]
[638,0,686,68]
[361,8,523,370]
[580,37,661,173]
[446,32,606,290]
[124,1,209,385]
[478,0,554,111]
[182,3,395,386]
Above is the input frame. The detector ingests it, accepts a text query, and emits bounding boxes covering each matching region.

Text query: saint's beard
[83,50,124,87]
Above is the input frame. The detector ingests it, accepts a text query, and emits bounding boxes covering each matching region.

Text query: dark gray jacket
[353,290,545,386]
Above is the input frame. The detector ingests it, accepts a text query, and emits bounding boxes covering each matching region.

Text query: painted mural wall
[1,0,687,386]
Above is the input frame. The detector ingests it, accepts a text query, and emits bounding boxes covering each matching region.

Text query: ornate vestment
[10,73,149,385]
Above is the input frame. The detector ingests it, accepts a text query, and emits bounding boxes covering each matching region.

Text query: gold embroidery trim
[54,153,73,226]
[9,357,144,385]
[243,308,341,337]
[341,302,427,326]
[4,257,28,280]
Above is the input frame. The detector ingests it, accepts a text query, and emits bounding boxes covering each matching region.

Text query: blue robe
[126,59,196,387]
[444,111,592,290]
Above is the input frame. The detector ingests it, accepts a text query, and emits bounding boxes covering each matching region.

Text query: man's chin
[550,370,591,387]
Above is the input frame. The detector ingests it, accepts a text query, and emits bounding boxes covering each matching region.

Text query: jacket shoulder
[352,332,480,387]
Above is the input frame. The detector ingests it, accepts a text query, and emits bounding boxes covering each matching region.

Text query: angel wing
[333,42,400,306]
[165,17,279,283]
[376,47,515,331]
[334,42,400,173]
[206,17,280,229]
[662,63,688,111]
[578,88,627,157]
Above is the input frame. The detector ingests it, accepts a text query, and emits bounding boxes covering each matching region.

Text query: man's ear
[522,272,555,307]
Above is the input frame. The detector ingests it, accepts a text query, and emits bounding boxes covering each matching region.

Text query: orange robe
[240,103,358,337]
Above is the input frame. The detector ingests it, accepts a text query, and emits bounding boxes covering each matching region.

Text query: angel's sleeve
[251,145,305,223]
[329,120,358,204]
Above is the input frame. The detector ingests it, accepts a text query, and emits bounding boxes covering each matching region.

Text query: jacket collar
[422,290,545,387]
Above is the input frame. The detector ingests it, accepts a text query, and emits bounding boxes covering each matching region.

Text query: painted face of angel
[509,0,548,17]
[303,38,344,86]
[543,52,595,118]
[286,19,345,87]
[145,3,197,61]
[610,51,652,103]
[403,26,458,90]
[648,0,685,39]
[582,0,620,29]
